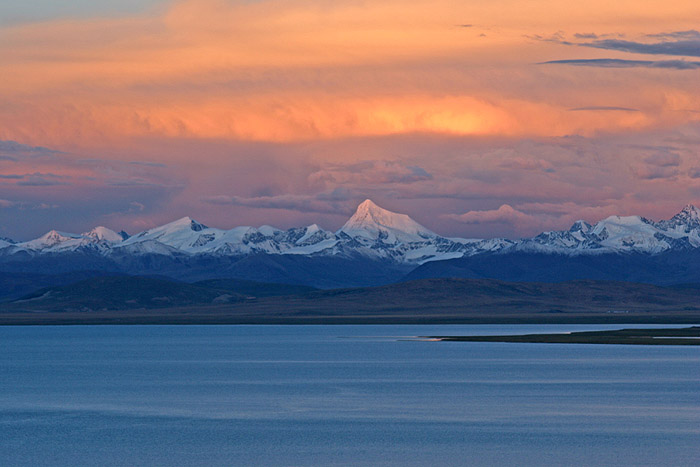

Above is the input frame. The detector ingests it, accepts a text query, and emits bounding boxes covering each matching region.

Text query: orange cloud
[0,0,699,150]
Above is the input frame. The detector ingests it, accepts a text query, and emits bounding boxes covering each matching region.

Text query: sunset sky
[1,0,700,240]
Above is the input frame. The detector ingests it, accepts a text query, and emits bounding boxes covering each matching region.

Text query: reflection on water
[1,325,699,466]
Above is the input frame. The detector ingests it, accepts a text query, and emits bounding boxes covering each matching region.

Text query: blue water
[1,325,699,466]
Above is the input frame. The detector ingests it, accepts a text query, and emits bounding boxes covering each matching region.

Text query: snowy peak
[127,216,208,238]
[26,230,81,249]
[591,215,651,237]
[10,201,700,265]
[516,205,700,254]
[569,220,592,234]
[82,226,124,243]
[596,215,650,227]
[162,216,208,232]
[679,204,700,218]
[663,204,700,231]
[17,227,122,252]
[42,230,80,242]
[121,216,217,251]
[293,224,332,245]
[340,199,435,243]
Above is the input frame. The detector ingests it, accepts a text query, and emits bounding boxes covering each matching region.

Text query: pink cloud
[447,204,534,226]
[1,1,700,239]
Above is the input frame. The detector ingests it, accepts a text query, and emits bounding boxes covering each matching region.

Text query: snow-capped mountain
[110,200,475,263]
[117,216,338,257]
[339,199,435,243]
[12,227,125,253]
[514,205,700,255]
[5,201,700,265]
[84,226,128,243]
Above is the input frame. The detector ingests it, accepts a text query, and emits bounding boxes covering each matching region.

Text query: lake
[1,325,699,466]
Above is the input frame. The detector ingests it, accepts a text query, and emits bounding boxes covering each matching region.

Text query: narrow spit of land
[429,326,700,345]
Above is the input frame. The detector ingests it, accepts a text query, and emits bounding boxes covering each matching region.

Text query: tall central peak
[354,199,388,218]
[340,199,435,242]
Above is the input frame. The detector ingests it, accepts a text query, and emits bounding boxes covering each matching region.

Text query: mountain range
[4,200,700,288]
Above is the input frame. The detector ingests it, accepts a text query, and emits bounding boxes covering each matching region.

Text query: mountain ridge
[4,201,700,288]
[5,201,700,259]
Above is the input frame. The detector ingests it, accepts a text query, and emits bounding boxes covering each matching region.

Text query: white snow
[82,226,124,243]
[11,201,700,265]
[16,226,123,253]
[283,238,339,255]
[338,199,435,243]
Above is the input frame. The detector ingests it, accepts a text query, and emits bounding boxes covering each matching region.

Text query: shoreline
[429,326,700,345]
[2,311,700,326]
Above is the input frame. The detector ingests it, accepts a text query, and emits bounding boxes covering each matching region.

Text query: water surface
[1,325,699,466]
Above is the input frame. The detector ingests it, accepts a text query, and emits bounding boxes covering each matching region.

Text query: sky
[1,0,700,240]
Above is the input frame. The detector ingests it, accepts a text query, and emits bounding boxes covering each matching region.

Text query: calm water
[1,325,699,466]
